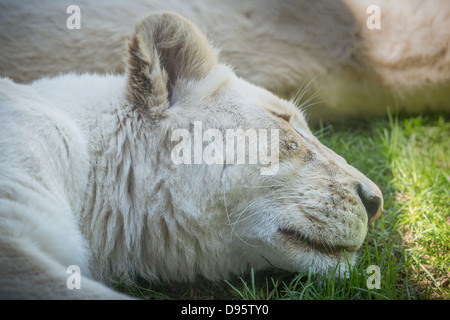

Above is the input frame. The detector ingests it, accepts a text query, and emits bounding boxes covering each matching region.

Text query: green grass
[118,112,449,300]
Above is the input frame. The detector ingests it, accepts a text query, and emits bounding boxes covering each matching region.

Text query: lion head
[85,12,383,284]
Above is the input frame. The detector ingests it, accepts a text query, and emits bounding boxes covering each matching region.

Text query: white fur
[0,13,383,299]
[0,0,449,121]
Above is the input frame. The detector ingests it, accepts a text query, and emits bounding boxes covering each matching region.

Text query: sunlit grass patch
[313,112,449,299]
[377,114,449,299]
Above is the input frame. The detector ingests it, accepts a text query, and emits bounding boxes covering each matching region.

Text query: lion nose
[355,183,383,225]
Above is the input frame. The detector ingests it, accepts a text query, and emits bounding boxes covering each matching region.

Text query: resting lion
[0,13,382,299]
[1,0,449,121]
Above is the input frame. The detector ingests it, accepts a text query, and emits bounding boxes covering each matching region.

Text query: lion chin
[0,12,382,299]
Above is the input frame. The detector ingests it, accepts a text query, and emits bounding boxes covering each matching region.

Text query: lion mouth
[278,228,358,255]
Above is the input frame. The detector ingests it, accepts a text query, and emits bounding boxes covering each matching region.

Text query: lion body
[1,0,449,120]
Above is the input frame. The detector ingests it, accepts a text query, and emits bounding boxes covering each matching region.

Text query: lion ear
[126,12,218,119]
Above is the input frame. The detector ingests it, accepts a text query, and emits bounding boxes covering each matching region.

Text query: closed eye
[268,110,308,140]
[266,108,313,146]
[268,110,291,123]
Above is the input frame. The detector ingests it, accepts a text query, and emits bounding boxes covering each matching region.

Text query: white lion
[0,12,382,299]
[0,0,449,121]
